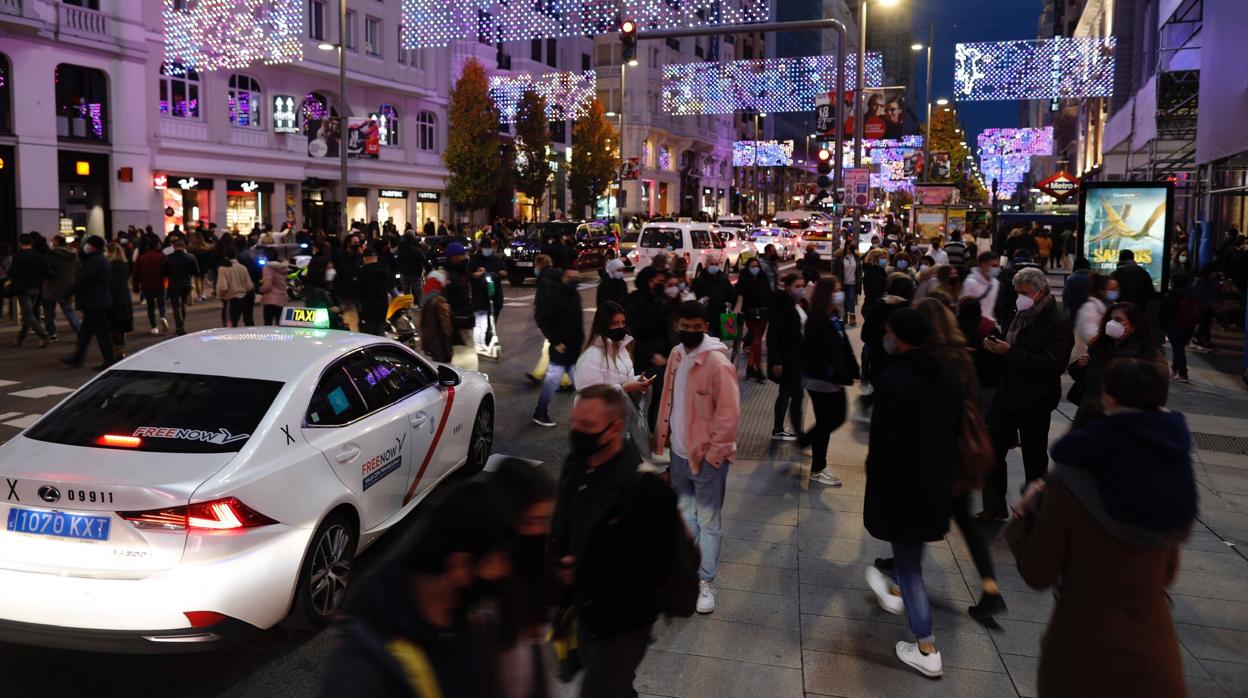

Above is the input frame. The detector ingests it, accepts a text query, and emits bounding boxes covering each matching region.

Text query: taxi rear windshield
[25,370,283,454]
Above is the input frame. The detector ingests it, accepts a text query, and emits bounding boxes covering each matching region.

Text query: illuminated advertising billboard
[732,140,793,167]
[1078,182,1174,292]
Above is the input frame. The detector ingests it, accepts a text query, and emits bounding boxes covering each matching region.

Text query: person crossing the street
[60,235,113,369]
[41,235,81,342]
[532,266,584,427]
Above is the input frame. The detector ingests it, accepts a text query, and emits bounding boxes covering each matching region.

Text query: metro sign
[1037,170,1079,200]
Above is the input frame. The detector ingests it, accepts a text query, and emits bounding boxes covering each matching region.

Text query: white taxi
[634,220,721,275]
[0,310,494,651]
[749,227,803,260]
[775,210,838,263]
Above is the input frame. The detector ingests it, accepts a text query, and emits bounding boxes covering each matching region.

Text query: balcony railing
[57,2,109,40]
[0,0,22,17]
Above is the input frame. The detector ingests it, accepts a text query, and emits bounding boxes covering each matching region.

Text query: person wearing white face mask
[961,251,1002,322]
[1067,302,1166,428]
[978,267,1072,522]
[1072,274,1116,358]
[597,258,630,310]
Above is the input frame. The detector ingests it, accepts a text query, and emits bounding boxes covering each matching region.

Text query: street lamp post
[913,24,933,182]
[318,0,349,238]
[854,0,897,230]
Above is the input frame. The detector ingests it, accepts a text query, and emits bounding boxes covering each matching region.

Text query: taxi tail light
[97,434,142,448]
[119,497,278,531]
[184,611,227,628]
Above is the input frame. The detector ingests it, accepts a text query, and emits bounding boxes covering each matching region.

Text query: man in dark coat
[356,246,395,336]
[690,255,737,338]
[981,267,1073,520]
[396,234,429,300]
[1061,256,1092,326]
[42,235,81,342]
[532,265,584,426]
[863,308,962,679]
[61,235,114,368]
[9,232,51,347]
[467,241,507,350]
[1111,249,1155,307]
[441,242,473,336]
[333,234,364,331]
[165,238,200,335]
[550,386,682,697]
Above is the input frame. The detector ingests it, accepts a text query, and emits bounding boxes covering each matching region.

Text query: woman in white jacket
[574,301,652,394]
[1072,274,1118,359]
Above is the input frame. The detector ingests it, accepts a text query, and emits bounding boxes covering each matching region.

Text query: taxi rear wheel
[463,399,494,475]
[287,512,356,630]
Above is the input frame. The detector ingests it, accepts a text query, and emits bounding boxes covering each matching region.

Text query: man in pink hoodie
[655,300,741,614]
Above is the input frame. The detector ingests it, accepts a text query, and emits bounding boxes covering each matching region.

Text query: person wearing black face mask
[626,267,675,436]
[550,386,682,698]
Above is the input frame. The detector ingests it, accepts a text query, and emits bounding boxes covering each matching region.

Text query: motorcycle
[384,293,419,348]
[286,255,312,300]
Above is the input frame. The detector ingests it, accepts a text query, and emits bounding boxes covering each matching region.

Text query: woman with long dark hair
[735,256,773,381]
[1068,301,1168,428]
[575,301,650,394]
[768,273,806,441]
[799,278,859,486]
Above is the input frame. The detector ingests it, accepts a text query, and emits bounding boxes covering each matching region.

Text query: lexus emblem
[37,486,60,503]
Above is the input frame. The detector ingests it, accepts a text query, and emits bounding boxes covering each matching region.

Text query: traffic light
[816,146,833,190]
[621,19,638,65]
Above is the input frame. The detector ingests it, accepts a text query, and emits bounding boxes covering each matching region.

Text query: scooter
[286,255,312,300]
[385,293,419,348]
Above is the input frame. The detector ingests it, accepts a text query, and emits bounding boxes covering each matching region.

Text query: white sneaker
[810,472,842,487]
[650,449,671,465]
[865,565,904,615]
[895,641,943,678]
[696,580,716,614]
[159,317,169,333]
[149,327,161,335]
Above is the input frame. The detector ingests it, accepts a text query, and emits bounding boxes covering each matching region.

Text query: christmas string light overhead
[977,127,1053,199]
[164,0,303,71]
[664,54,884,115]
[954,37,1116,101]
[732,140,794,167]
[490,70,598,124]
[401,0,769,49]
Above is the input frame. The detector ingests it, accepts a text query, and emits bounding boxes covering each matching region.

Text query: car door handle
[335,444,361,463]
[411,413,429,429]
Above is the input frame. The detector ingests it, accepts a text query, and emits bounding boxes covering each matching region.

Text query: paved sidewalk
[558,367,1248,698]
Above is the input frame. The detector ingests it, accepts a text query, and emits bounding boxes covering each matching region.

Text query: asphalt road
[0,267,741,697]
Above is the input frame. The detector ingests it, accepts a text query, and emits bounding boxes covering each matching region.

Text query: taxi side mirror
[437,364,461,387]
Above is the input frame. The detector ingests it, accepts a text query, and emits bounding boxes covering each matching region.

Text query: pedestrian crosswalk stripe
[0,412,21,423]
[9,386,74,399]
[2,414,41,429]
[0,380,17,388]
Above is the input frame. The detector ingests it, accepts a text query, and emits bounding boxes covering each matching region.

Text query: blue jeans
[891,541,934,644]
[670,453,728,582]
[844,283,858,315]
[43,296,81,338]
[535,363,573,417]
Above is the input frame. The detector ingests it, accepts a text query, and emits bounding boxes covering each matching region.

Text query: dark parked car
[504,221,618,284]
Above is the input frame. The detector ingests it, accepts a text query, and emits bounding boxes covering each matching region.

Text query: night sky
[911,0,1047,151]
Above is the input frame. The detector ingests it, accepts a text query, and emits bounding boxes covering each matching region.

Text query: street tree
[514,90,552,222]
[923,106,987,203]
[444,58,504,220]
[569,99,620,218]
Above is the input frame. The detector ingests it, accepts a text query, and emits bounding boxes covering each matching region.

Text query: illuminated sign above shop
[153,174,168,190]
[240,181,260,193]
[379,189,408,199]
[415,191,440,202]
[273,95,298,133]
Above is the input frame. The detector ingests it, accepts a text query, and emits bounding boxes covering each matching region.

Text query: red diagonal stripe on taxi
[403,386,455,506]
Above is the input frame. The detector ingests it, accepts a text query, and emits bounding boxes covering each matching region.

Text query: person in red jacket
[131,240,169,335]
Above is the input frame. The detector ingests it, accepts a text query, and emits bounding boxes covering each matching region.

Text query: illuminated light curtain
[954,37,1116,102]
[164,0,304,71]
[371,103,400,146]
[663,54,884,116]
[401,0,769,49]
[490,70,597,124]
[977,127,1054,199]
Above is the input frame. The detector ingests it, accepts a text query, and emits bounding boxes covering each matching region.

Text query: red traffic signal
[816,147,833,175]
[621,19,638,64]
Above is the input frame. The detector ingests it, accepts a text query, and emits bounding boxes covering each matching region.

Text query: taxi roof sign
[281,306,330,329]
